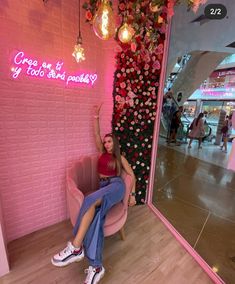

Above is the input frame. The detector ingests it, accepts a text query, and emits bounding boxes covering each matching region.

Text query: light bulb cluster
[93,0,134,43]
[73,0,136,63]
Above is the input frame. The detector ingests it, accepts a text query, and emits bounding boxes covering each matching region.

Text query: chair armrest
[66,177,84,226]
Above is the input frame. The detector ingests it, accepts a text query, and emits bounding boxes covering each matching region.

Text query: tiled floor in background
[159,136,232,169]
[152,142,235,284]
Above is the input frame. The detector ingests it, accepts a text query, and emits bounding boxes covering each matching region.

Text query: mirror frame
[146,18,225,284]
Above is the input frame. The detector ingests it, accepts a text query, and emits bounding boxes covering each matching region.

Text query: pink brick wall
[0,0,117,242]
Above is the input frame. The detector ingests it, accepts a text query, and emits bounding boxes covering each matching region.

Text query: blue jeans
[73,176,125,267]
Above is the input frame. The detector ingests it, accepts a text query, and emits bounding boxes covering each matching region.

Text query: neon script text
[11,51,97,86]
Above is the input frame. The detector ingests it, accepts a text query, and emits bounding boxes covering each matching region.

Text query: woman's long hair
[195,112,204,126]
[103,133,122,176]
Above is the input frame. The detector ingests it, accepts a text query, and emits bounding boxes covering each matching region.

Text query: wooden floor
[1,206,213,284]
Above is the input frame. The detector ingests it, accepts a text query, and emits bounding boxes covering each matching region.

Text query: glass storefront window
[201,101,224,123]
[222,101,235,114]
[182,101,196,119]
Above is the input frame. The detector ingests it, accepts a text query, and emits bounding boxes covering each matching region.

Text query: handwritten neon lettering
[11,51,97,87]
[14,51,38,67]
[27,66,45,77]
[47,69,66,81]
[12,67,22,79]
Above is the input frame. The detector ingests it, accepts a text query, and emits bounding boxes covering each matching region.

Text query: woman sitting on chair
[51,104,136,284]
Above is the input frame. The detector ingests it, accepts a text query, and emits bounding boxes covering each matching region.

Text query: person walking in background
[188,112,205,149]
[220,114,233,153]
[168,106,183,145]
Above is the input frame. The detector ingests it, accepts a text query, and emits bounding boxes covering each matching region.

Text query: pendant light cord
[78,0,82,43]
[124,0,128,22]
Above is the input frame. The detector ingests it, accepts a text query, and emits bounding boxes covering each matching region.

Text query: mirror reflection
[152,1,235,283]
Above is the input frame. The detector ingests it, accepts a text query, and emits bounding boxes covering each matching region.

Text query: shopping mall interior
[153,1,235,283]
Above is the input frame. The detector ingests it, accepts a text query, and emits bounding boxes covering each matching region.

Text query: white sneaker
[84,266,105,284]
[51,241,84,267]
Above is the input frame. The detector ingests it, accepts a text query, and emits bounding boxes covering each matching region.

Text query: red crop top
[97,153,117,176]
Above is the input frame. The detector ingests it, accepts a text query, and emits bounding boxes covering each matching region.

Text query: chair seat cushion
[104,202,125,227]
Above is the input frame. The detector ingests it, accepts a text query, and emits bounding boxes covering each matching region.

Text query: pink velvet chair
[66,154,132,240]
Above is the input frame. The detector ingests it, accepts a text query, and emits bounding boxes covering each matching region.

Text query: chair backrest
[68,154,100,195]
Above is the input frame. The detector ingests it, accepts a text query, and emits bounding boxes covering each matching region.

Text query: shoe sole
[94,268,105,284]
[51,253,84,267]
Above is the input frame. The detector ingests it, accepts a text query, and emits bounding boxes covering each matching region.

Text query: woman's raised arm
[93,104,103,153]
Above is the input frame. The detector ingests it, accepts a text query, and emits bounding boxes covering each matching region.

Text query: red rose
[85,10,93,21]
[119,3,126,11]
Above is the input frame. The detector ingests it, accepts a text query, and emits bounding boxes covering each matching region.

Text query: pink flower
[120,82,126,89]
[160,24,166,34]
[143,53,150,63]
[127,99,134,107]
[153,60,161,70]
[156,43,164,54]
[115,95,121,102]
[144,64,149,70]
[131,42,137,52]
[128,91,136,99]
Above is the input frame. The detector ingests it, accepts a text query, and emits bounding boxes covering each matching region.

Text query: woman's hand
[93,103,102,117]
[93,103,103,152]
[128,195,136,207]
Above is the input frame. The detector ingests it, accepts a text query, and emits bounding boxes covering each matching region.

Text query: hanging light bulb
[118,22,135,43]
[72,36,85,63]
[92,0,116,40]
[72,0,85,63]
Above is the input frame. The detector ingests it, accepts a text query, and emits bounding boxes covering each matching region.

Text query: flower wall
[112,1,168,203]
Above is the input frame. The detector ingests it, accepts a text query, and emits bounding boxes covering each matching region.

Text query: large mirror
[151,1,235,283]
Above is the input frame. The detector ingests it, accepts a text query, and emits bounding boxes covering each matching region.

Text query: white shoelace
[84,266,97,283]
[59,242,73,257]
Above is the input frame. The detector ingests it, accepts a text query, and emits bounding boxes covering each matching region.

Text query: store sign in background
[189,88,235,100]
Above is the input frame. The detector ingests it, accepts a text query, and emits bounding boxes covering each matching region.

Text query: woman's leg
[198,138,202,148]
[224,137,228,152]
[51,198,102,267]
[188,138,192,148]
[73,198,102,248]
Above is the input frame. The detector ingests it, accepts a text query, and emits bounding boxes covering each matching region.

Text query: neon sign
[11,51,97,86]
